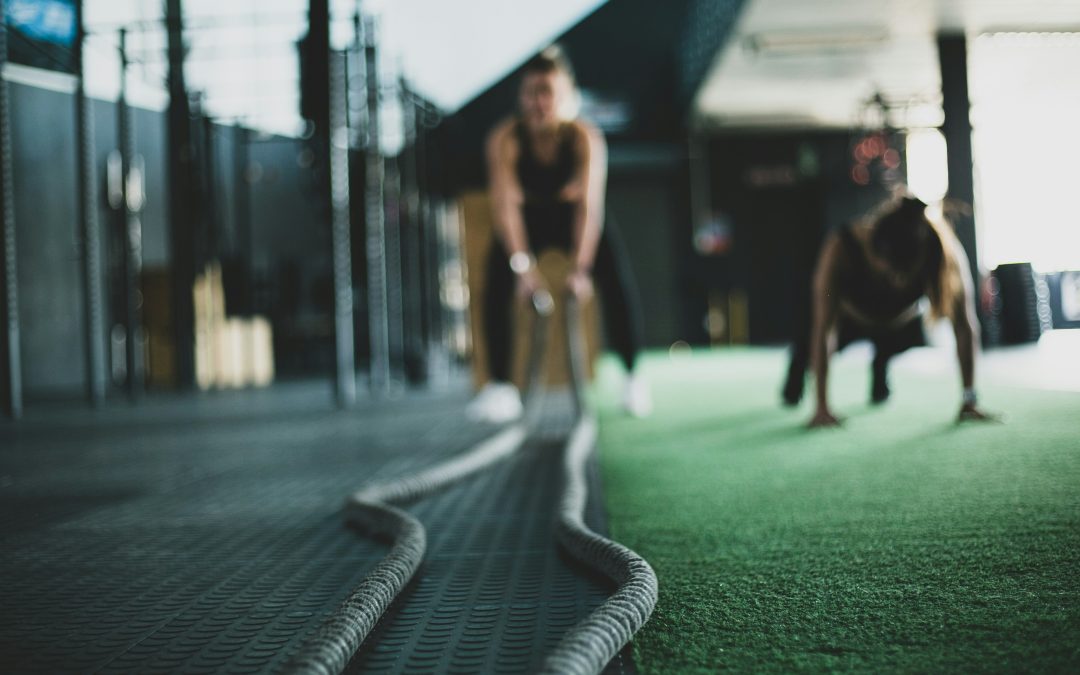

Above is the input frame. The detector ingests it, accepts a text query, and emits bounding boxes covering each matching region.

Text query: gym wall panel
[10,80,85,398]
[7,75,334,398]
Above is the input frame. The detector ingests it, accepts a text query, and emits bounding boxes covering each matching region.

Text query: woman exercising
[782,196,995,428]
[466,45,651,423]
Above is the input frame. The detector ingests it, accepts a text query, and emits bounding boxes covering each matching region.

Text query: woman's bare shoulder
[816,225,861,278]
[486,117,520,156]
[848,220,874,242]
[565,118,603,144]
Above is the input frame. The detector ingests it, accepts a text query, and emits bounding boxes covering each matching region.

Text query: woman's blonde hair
[926,209,967,321]
[521,44,581,120]
[870,196,966,321]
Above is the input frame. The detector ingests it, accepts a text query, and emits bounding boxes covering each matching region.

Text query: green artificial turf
[593,347,1080,674]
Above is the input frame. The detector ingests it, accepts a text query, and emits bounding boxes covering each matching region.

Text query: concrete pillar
[937,33,980,282]
[166,0,197,389]
[0,0,23,419]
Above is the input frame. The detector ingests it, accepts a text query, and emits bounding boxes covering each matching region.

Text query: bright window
[970,32,1080,273]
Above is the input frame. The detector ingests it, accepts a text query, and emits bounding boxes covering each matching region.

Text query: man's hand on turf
[808,408,842,429]
[957,403,1001,424]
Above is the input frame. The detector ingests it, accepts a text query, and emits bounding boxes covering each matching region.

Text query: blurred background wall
[2,0,1078,416]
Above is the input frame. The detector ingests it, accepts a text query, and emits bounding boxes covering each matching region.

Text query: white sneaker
[466,382,523,424]
[622,373,653,418]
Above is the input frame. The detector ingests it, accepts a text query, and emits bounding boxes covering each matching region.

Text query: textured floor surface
[594,339,1080,674]
[0,382,630,673]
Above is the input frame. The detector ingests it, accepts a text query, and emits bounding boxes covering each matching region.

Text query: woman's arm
[487,121,544,297]
[566,121,607,275]
[487,121,527,257]
[809,235,842,428]
[946,237,995,421]
[951,265,977,393]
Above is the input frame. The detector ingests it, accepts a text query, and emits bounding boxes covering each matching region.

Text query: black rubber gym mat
[347,410,632,674]
[0,386,633,673]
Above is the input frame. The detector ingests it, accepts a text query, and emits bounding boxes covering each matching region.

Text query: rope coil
[286,290,657,674]
[539,297,658,674]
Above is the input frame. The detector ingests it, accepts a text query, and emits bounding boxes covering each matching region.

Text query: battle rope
[539,295,658,675]
[284,292,553,675]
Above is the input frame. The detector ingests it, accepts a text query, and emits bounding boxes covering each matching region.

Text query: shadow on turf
[602,409,782,444]
[732,421,822,447]
[608,397,995,451]
[642,409,820,449]
[802,402,1003,452]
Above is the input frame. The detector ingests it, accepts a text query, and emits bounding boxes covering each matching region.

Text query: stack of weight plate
[990,263,1043,345]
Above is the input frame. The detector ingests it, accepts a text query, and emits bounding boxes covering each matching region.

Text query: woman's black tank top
[837,223,926,323]
[515,120,576,204]
[514,120,577,243]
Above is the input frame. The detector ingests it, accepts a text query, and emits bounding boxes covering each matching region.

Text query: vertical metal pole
[0,0,23,419]
[937,33,979,284]
[687,133,711,239]
[413,101,441,362]
[200,114,219,263]
[233,123,252,313]
[308,0,355,405]
[384,148,404,383]
[75,1,106,406]
[429,126,452,363]
[118,30,143,400]
[330,50,357,405]
[166,0,196,389]
[398,80,425,383]
[363,14,390,395]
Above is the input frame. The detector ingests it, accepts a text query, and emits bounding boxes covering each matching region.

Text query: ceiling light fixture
[744,27,890,54]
